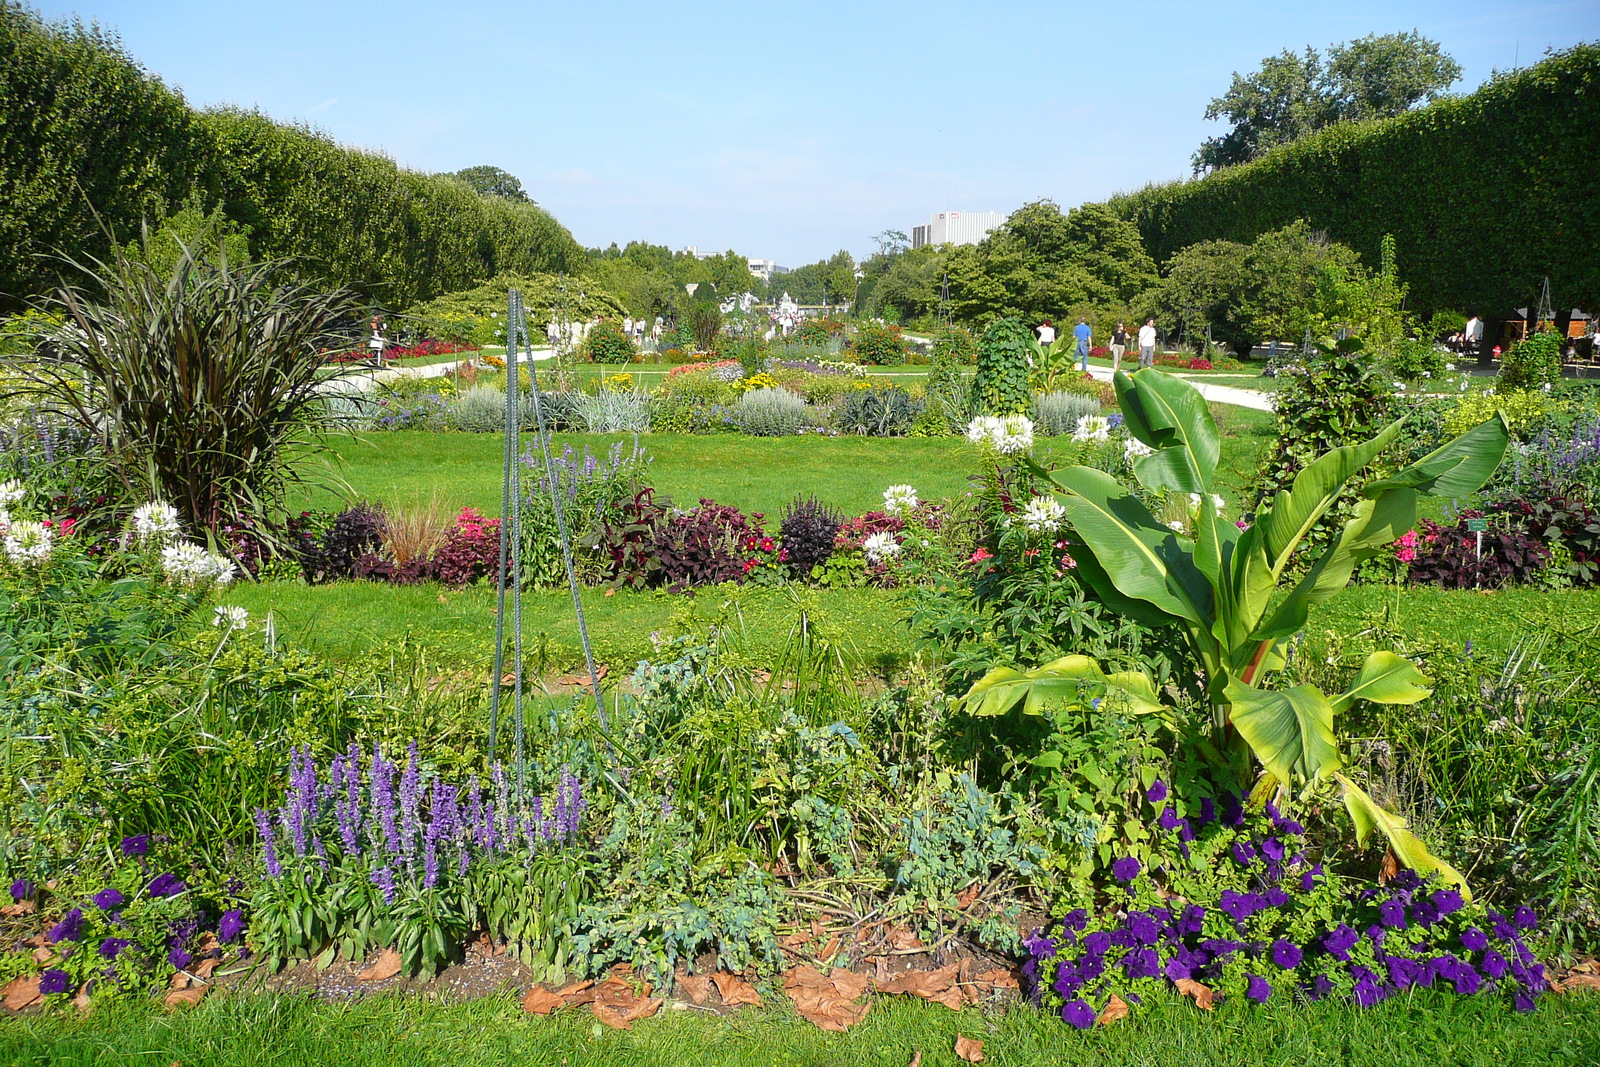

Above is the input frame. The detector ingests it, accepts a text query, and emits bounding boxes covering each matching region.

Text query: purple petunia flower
[1378,899,1408,930]
[147,873,187,898]
[1271,939,1303,969]
[1460,927,1489,953]
[1052,965,1082,997]
[9,878,33,901]
[169,946,194,970]
[1230,840,1257,866]
[120,835,150,857]
[1024,929,1058,961]
[1128,912,1160,945]
[92,888,126,911]
[1122,948,1160,980]
[1061,998,1096,1029]
[1244,973,1272,1003]
[1146,780,1168,804]
[1222,793,1245,827]
[1158,806,1182,831]
[99,936,130,959]
[37,969,71,995]
[1198,797,1216,824]
[1323,924,1359,960]
[1111,856,1140,883]
[1062,908,1088,932]
[48,908,85,944]
[1514,990,1537,1013]
[1261,837,1286,863]
[1263,887,1290,908]
[1512,906,1538,931]
[1481,950,1509,979]
[1310,975,1335,1000]
[1432,889,1464,917]
[218,909,245,943]
[1082,930,1112,956]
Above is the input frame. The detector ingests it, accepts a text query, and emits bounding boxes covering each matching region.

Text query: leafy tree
[122,194,251,278]
[1141,239,1252,350]
[1194,32,1461,173]
[451,165,530,202]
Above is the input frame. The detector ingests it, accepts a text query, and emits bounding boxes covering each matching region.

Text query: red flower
[970,547,993,564]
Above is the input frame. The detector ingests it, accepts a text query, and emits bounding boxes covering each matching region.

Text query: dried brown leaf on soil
[711,972,762,1008]
[1098,994,1130,1024]
[162,986,207,1010]
[0,901,35,917]
[888,926,926,952]
[1174,978,1216,1011]
[956,883,981,910]
[71,985,92,1013]
[880,964,963,1010]
[2,975,42,1012]
[1555,973,1600,993]
[782,965,873,1032]
[356,948,402,982]
[675,972,713,1005]
[522,987,564,1015]
[30,947,54,965]
[954,1033,986,1062]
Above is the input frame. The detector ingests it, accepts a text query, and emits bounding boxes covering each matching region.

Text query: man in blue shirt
[1073,318,1092,372]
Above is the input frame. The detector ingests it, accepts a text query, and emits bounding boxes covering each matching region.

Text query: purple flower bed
[1023,784,1547,1026]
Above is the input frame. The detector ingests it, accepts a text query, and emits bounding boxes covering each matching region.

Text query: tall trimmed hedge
[0,3,580,310]
[1106,44,1600,316]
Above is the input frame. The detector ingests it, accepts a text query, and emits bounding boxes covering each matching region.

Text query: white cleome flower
[0,508,10,533]
[966,415,1003,446]
[1123,437,1154,461]
[3,521,52,565]
[1166,519,1188,534]
[861,531,902,564]
[1188,493,1228,513]
[1019,496,1067,534]
[882,484,919,517]
[0,481,24,505]
[212,605,249,631]
[994,414,1034,454]
[161,542,236,586]
[1071,415,1111,443]
[132,501,182,541]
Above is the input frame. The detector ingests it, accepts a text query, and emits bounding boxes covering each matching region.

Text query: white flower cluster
[1123,437,1155,462]
[861,531,902,564]
[882,484,919,517]
[1019,495,1067,534]
[212,605,250,631]
[161,542,236,586]
[1189,492,1228,513]
[1072,415,1111,443]
[132,501,182,542]
[966,415,1034,455]
[3,521,52,566]
[0,480,25,505]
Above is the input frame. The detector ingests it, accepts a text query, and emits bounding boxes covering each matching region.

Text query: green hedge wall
[0,3,580,310]
[1106,44,1600,316]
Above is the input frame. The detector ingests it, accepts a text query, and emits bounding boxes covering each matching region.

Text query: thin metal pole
[509,292,527,803]
[514,299,606,723]
[487,306,516,761]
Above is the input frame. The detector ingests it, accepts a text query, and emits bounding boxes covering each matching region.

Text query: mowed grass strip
[3,987,1596,1067]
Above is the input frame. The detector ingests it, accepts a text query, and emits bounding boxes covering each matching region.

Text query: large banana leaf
[1338,774,1471,898]
[961,656,1167,719]
[1255,422,1403,572]
[1363,415,1511,499]
[1224,679,1342,785]
[1331,651,1432,715]
[1043,465,1214,628]
[1114,369,1219,495]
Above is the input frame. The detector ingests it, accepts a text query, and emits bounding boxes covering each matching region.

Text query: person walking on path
[1137,319,1157,370]
[1037,318,1056,347]
[1073,317,1092,372]
[1110,322,1128,372]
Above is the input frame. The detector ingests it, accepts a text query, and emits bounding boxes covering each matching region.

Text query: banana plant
[1031,334,1080,393]
[961,367,1510,892]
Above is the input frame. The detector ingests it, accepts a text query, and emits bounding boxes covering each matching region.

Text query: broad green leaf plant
[962,368,1510,893]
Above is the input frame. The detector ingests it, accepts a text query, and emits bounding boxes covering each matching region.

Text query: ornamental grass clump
[1023,781,1548,1027]
[444,385,508,432]
[573,389,651,433]
[1034,392,1102,437]
[252,745,589,978]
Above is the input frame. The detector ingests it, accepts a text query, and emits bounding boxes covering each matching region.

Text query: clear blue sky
[35,0,1595,265]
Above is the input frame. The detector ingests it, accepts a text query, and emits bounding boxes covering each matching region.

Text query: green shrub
[1385,336,1450,383]
[1497,330,1562,393]
[836,385,920,436]
[931,324,978,365]
[582,319,636,364]
[734,386,807,436]
[574,390,651,433]
[1444,388,1552,439]
[971,317,1034,417]
[444,385,507,432]
[1034,392,1103,436]
[852,321,907,366]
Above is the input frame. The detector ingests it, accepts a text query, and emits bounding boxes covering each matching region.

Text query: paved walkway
[1081,362,1276,411]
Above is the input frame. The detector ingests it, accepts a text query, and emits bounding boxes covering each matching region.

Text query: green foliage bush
[404,274,624,343]
[1033,392,1103,436]
[1108,44,1600,315]
[1497,330,1563,393]
[972,317,1035,417]
[581,319,636,364]
[443,385,506,432]
[852,321,908,366]
[931,324,979,365]
[1386,336,1450,383]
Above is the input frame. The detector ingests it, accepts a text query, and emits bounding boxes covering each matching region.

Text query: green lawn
[3,988,1595,1067]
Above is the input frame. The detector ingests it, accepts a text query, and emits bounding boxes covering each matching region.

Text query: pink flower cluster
[1394,529,1420,563]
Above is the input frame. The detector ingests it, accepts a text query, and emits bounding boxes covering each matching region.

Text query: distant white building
[680,245,716,260]
[747,258,790,283]
[911,211,1003,249]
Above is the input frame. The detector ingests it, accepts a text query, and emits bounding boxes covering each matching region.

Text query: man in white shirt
[1137,319,1158,369]
[1463,314,1483,357]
